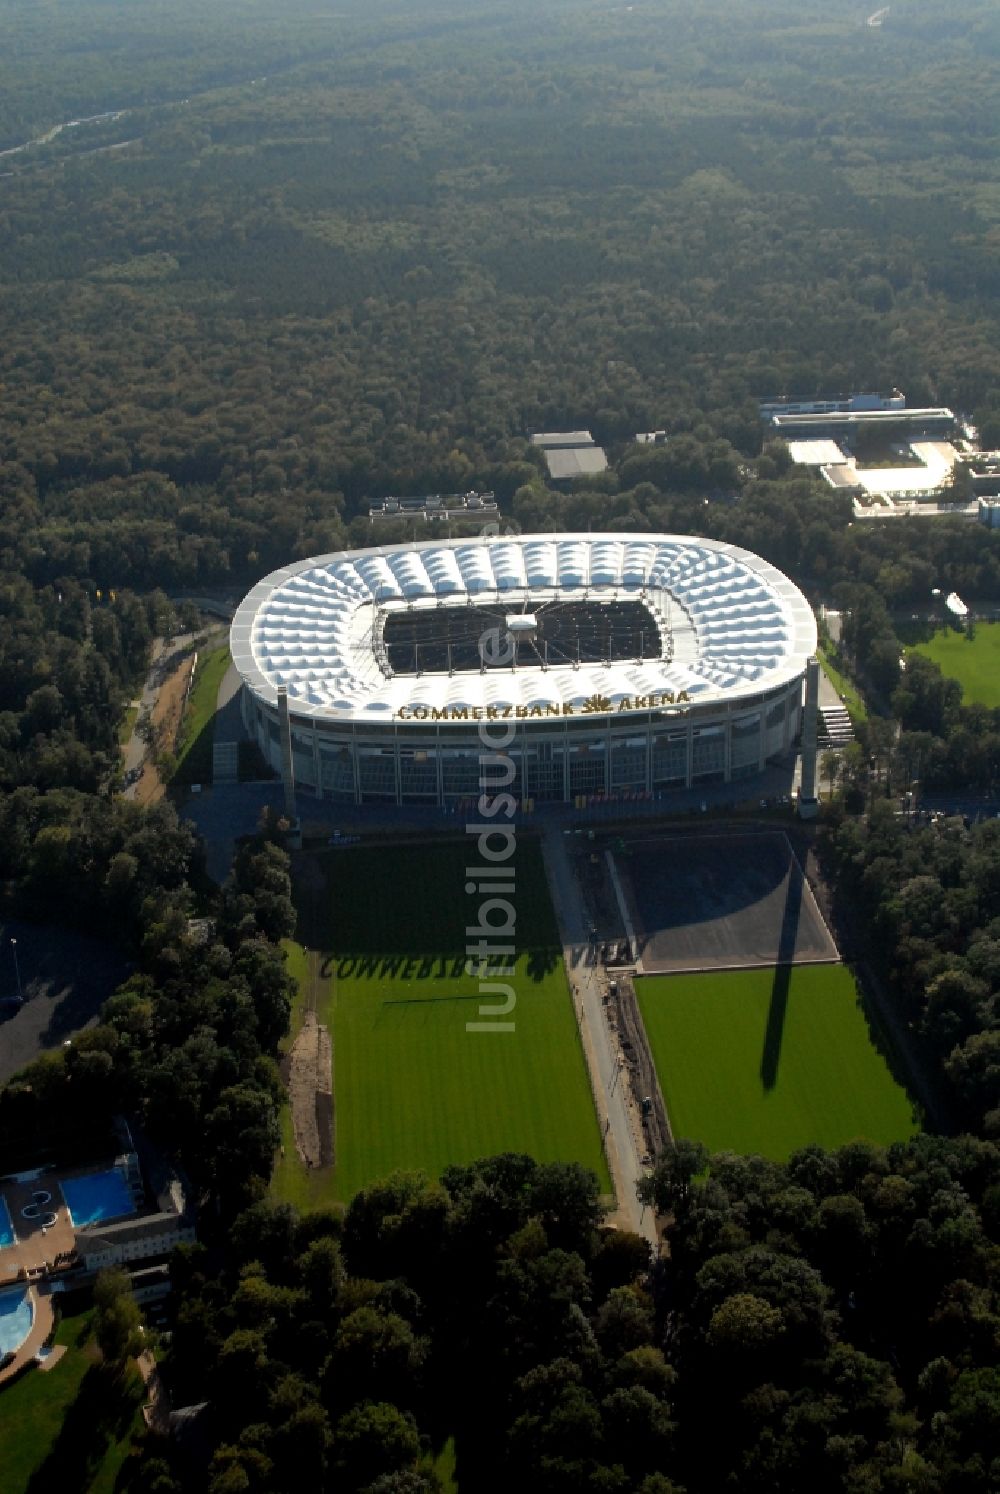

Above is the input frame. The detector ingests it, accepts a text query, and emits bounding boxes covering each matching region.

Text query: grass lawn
[117,702,139,749]
[907,621,1000,707]
[817,645,868,723]
[171,642,231,785]
[273,839,609,1207]
[636,965,919,1161]
[429,1436,458,1494]
[0,1306,146,1494]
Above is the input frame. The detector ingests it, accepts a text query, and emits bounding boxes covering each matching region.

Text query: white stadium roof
[231,534,818,724]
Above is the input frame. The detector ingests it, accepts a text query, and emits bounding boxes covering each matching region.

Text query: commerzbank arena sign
[395,690,692,722]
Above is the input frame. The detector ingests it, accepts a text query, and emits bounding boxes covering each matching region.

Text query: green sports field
[281,839,609,1205]
[636,965,918,1160]
[908,621,1000,707]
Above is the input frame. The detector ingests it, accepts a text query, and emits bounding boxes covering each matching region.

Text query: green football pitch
[636,965,919,1160]
[281,839,609,1205]
[907,621,1000,707]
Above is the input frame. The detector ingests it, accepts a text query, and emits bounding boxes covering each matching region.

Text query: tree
[595,1287,655,1359]
[638,1140,708,1216]
[945,1030,1000,1120]
[93,1267,143,1373]
[706,1292,786,1354]
[820,750,840,802]
[328,1307,427,1411]
[333,1402,421,1488]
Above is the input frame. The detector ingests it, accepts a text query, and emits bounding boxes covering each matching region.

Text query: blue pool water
[60,1168,135,1228]
[0,1289,33,1357]
[0,1195,14,1249]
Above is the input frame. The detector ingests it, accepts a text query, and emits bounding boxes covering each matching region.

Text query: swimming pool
[60,1168,135,1228]
[0,1288,33,1358]
[0,1195,14,1250]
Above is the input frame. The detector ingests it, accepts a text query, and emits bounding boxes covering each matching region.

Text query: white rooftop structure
[231,534,817,726]
[771,406,954,434]
[530,431,597,449]
[824,440,961,500]
[786,439,848,467]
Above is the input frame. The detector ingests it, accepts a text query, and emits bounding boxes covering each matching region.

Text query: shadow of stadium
[759,860,804,1090]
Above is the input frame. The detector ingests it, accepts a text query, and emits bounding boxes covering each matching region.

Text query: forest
[1,0,1000,1489]
[0,0,999,597]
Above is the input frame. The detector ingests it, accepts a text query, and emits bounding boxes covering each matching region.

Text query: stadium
[230,533,817,806]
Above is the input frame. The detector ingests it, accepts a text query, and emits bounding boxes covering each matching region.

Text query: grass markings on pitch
[636,964,919,1160]
[280,840,608,1205]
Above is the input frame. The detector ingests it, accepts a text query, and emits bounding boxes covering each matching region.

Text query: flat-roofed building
[530,430,598,449]
[968,454,1000,497]
[530,430,608,482]
[785,439,849,467]
[759,391,905,420]
[542,446,609,482]
[771,407,955,441]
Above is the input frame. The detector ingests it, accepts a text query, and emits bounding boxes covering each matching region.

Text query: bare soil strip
[287,1011,334,1169]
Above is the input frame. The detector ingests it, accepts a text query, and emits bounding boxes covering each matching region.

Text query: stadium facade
[230,534,817,806]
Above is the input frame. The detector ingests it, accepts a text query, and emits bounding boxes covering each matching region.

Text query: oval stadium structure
[230,533,817,806]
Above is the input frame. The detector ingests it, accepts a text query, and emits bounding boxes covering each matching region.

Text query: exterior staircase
[818,705,854,748]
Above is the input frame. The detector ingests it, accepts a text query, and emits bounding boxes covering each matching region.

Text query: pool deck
[0,1287,54,1388]
[0,1177,76,1285]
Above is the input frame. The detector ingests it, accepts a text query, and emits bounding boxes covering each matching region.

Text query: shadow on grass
[759,859,804,1091]
[852,967,928,1133]
[26,1363,144,1493]
[895,619,969,648]
[171,717,215,787]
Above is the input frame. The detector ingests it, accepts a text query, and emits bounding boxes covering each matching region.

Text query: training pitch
[287,839,609,1205]
[637,965,919,1160]
[907,621,1000,708]
[613,831,839,973]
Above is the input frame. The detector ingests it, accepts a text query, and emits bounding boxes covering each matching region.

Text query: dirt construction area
[133,651,196,805]
[286,1011,333,1169]
[283,853,335,1171]
[612,831,839,973]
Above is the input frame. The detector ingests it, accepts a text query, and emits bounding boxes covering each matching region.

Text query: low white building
[78,1212,196,1272]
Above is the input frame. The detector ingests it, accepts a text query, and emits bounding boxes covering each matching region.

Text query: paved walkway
[541,824,657,1247]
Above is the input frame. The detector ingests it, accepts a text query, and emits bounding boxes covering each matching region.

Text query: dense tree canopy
[0,0,999,599]
[2,3,1000,1488]
[151,1137,1000,1492]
